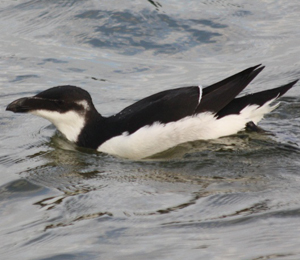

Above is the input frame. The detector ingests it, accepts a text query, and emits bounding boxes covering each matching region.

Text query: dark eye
[49,100,68,113]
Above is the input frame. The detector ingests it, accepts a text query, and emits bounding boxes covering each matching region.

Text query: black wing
[197,64,264,113]
[109,65,264,134]
[111,86,201,134]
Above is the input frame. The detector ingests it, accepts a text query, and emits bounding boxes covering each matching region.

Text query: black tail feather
[196,65,264,114]
[217,79,299,118]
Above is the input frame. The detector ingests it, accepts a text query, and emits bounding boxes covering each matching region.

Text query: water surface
[1,1,300,259]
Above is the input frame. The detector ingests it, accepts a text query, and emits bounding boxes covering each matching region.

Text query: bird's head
[6,85,98,143]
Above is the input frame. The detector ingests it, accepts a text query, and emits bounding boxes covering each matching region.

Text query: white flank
[241,98,279,124]
[98,100,278,159]
[31,110,85,142]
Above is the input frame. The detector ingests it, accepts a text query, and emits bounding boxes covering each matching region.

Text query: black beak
[7,96,65,113]
[6,97,32,113]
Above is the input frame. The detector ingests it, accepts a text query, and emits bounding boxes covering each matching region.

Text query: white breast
[31,110,85,143]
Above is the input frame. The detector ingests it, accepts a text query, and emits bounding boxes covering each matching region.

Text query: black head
[35,85,93,104]
[6,85,96,114]
[6,85,101,144]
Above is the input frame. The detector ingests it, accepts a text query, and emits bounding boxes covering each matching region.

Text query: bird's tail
[217,79,298,119]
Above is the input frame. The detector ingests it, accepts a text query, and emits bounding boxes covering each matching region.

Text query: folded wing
[111,65,274,134]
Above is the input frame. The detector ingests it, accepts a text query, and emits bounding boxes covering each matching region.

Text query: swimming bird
[6,65,298,159]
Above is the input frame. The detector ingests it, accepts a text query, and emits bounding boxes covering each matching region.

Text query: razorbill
[6,65,298,159]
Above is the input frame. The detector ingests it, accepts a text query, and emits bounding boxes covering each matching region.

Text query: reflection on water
[1,0,300,259]
[75,9,225,55]
[147,0,162,10]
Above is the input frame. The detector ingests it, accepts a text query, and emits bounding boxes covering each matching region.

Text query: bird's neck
[75,111,110,150]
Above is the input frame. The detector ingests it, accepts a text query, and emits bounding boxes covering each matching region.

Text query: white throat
[31,110,85,142]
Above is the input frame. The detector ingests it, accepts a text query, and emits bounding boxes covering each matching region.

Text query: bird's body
[6,65,298,159]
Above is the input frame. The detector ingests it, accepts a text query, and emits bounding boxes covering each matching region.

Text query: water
[1,0,300,259]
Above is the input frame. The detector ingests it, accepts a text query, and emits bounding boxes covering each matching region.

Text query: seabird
[6,65,298,159]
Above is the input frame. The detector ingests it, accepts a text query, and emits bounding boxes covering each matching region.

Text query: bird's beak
[6,97,33,113]
[7,96,64,113]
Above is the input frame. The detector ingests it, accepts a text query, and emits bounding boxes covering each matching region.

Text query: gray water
[1,1,300,259]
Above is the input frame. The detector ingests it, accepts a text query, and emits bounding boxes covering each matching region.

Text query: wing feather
[109,65,266,135]
[112,86,200,134]
[196,65,264,113]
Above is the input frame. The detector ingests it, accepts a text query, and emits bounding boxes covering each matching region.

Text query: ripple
[74,9,225,55]
[0,179,44,198]
[0,154,24,167]
[1,1,300,259]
